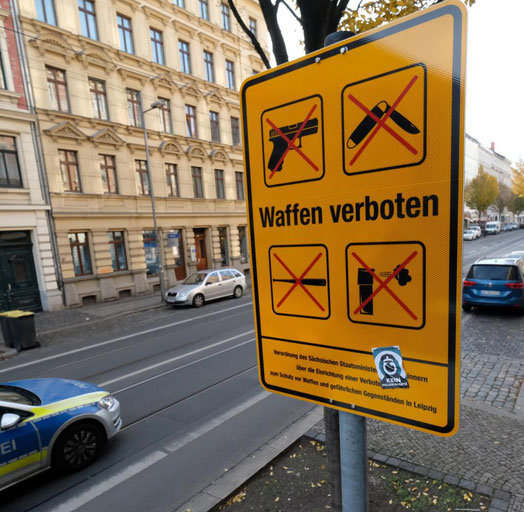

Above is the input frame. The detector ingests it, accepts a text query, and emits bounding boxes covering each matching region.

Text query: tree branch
[278,0,302,24]
[228,0,271,69]
[259,0,289,65]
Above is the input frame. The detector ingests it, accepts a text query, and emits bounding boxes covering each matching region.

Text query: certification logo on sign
[241,0,465,437]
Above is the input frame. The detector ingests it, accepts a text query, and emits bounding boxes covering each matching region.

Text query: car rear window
[0,385,40,405]
[467,265,520,281]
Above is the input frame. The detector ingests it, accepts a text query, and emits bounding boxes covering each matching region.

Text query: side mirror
[205,281,212,285]
[1,413,21,430]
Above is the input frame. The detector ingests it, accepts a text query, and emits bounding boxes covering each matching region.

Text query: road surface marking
[0,301,253,374]
[99,331,255,387]
[165,390,268,452]
[47,451,167,512]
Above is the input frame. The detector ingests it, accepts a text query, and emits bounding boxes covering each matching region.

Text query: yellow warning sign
[262,95,325,187]
[346,242,425,329]
[342,64,426,175]
[241,0,466,436]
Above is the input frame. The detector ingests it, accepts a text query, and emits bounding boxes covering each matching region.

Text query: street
[0,229,523,511]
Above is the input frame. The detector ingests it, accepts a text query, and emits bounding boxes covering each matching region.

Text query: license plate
[481,290,500,296]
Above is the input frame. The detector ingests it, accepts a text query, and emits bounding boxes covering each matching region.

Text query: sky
[274,0,524,165]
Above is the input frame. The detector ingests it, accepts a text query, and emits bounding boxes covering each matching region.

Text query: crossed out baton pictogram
[265,104,319,180]
[351,250,418,320]
[273,251,325,311]
[347,74,419,167]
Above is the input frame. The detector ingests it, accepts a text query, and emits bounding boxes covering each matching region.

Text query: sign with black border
[241,1,465,436]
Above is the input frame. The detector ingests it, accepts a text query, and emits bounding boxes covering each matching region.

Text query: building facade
[0,0,62,312]
[17,0,267,306]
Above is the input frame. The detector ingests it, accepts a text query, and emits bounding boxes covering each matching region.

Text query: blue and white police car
[0,378,121,491]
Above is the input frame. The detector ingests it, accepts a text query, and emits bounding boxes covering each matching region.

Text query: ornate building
[17,0,267,306]
[0,0,61,312]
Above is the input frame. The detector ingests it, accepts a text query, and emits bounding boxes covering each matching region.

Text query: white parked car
[463,229,476,241]
[165,269,246,307]
[469,226,482,238]
[484,221,501,235]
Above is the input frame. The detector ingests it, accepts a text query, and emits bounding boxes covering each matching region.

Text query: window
[218,227,229,265]
[231,117,240,146]
[238,226,248,263]
[0,53,6,90]
[35,0,56,25]
[117,14,134,54]
[142,230,159,276]
[127,89,142,127]
[136,160,149,195]
[59,150,81,192]
[46,66,70,112]
[107,231,127,271]
[0,136,22,188]
[78,0,98,40]
[235,171,244,200]
[185,104,198,138]
[150,28,165,65]
[192,166,203,198]
[99,154,118,194]
[249,17,257,37]
[221,3,231,31]
[165,163,179,197]
[158,98,172,133]
[199,0,209,20]
[173,0,184,7]
[215,169,224,199]
[89,78,108,120]
[225,60,235,90]
[69,233,92,276]
[209,111,220,143]
[178,40,191,74]
[203,51,215,82]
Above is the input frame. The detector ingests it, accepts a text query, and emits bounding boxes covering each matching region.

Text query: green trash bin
[0,310,38,352]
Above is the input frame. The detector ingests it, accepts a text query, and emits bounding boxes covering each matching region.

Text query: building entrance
[194,229,208,271]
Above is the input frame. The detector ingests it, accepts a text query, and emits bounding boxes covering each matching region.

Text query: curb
[176,405,324,512]
[305,428,512,512]
[0,347,18,361]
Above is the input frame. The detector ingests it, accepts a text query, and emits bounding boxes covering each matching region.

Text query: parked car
[165,268,246,307]
[484,221,501,235]
[463,229,477,241]
[469,225,482,238]
[462,257,524,312]
[0,378,121,492]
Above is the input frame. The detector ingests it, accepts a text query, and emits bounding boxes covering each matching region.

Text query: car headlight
[98,395,116,410]
[178,292,187,299]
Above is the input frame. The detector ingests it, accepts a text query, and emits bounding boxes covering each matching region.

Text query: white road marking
[47,451,167,512]
[99,331,255,387]
[116,339,254,400]
[0,301,253,374]
[165,390,268,452]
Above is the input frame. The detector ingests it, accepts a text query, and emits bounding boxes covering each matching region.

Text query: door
[218,270,235,296]
[0,232,42,312]
[0,408,41,488]
[195,232,208,271]
[203,272,222,300]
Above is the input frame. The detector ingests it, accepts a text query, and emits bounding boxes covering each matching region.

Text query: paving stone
[494,489,512,501]
[476,483,494,496]
[490,497,510,510]
[444,474,460,485]
[459,479,477,491]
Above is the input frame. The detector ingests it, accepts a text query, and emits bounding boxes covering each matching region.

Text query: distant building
[464,134,514,224]
[16,0,267,306]
[0,0,62,312]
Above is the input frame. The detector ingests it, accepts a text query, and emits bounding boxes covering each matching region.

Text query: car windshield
[183,272,207,285]
[0,385,40,405]
[468,265,520,281]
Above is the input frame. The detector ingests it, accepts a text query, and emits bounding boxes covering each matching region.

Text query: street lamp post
[139,96,168,302]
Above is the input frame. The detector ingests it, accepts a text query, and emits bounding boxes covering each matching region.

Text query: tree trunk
[324,407,342,511]
[259,0,288,65]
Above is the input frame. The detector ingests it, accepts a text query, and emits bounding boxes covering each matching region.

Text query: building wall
[0,1,62,311]
[18,0,265,306]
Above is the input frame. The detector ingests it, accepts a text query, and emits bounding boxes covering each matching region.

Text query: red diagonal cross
[352,251,418,320]
[273,252,325,311]
[348,74,419,167]
[265,104,319,180]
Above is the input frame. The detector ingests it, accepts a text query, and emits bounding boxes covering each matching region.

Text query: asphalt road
[0,229,522,512]
[0,296,314,512]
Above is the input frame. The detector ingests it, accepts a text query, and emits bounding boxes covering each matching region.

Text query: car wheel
[462,304,472,312]
[52,421,105,472]
[192,294,205,308]
[233,286,243,298]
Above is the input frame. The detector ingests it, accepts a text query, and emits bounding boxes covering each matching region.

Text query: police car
[0,378,121,491]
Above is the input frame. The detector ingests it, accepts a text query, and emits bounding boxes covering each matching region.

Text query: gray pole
[139,95,167,302]
[339,412,368,511]
[322,30,368,512]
